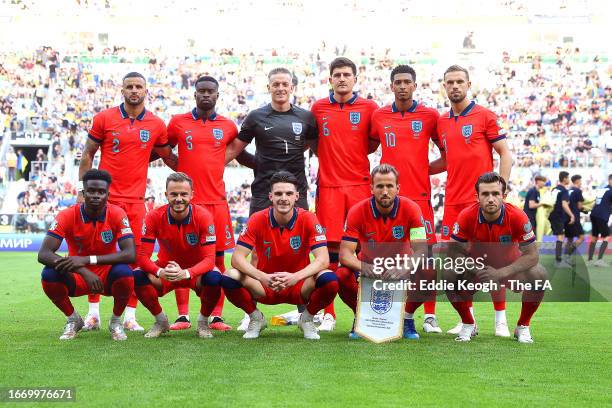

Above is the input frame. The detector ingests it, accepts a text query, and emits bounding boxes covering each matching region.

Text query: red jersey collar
[478,204,506,225]
[448,100,475,118]
[191,108,217,122]
[167,204,193,225]
[391,100,418,113]
[329,91,358,105]
[268,207,298,230]
[80,203,106,223]
[369,196,399,219]
[119,103,146,121]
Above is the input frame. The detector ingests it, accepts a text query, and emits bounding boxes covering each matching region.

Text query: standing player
[588,174,611,267]
[166,76,237,331]
[565,174,585,262]
[310,57,379,330]
[134,173,222,338]
[447,172,547,343]
[548,171,575,268]
[79,72,176,331]
[337,164,428,339]
[225,68,318,330]
[38,169,135,341]
[369,65,442,333]
[220,171,338,340]
[435,65,514,337]
[523,175,546,239]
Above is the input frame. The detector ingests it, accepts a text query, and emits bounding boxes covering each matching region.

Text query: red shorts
[256,280,306,305]
[413,200,437,245]
[316,184,371,243]
[197,201,235,251]
[70,265,116,296]
[109,199,146,245]
[441,202,473,240]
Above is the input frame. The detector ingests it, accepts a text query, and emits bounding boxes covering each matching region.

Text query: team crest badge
[370,288,393,314]
[186,233,198,246]
[290,236,302,250]
[139,129,150,143]
[292,122,303,135]
[461,125,473,138]
[500,235,511,243]
[411,120,423,133]
[101,230,113,244]
[349,112,361,125]
[213,128,224,140]
[208,225,215,235]
[392,226,404,240]
[442,226,449,237]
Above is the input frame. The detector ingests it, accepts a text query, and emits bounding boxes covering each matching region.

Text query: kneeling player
[38,169,135,341]
[337,164,430,340]
[447,172,547,343]
[134,173,222,338]
[222,171,338,340]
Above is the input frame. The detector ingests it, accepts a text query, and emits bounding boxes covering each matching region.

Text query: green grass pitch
[1,252,610,407]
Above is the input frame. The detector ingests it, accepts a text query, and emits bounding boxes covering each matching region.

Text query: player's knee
[202,270,222,286]
[221,274,242,290]
[315,271,338,288]
[133,268,151,286]
[109,264,133,280]
[224,268,241,280]
[41,266,61,282]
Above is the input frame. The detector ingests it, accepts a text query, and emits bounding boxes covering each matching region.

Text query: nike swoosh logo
[265,126,274,130]
[366,232,376,236]
[384,126,392,129]
[263,240,272,244]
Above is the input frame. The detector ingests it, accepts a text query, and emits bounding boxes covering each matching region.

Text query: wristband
[185,270,191,279]
[77,181,84,192]
[156,269,162,278]
[89,255,98,265]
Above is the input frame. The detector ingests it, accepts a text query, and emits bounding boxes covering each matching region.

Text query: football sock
[110,277,133,317]
[588,241,596,260]
[126,293,138,309]
[555,240,563,261]
[123,306,136,321]
[306,272,339,315]
[423,300,436,315]
[336,267,358,313]
[42,280,74,317]
[598,241,608,260]
[517,290,544,326]
[495,310,507,323]
[175,288,190,316]
[405,301,422,314]
[221,276,256,314]
[133,270,163,316]
[88,301,100,316]
[492,287,506,312]
[405,313,414,320]
[324,252,339,318]
[199,270,222,317]
[451,301,474,325]
[88,294,101,304]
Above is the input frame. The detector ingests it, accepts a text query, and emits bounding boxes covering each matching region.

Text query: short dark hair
[329,57,357,76]
[83,169,112,187]
[292,74,298,86]
[571,174,582,183]
[390,65,416,83]
[371,164,399,183]
[559,171,570,182]
[166,172,193,189]
[195,76,219,88]
[443,65,470,81]
[123,72,146,82]
[270,171,298,190]
[534,175,547,183]
[268,67,292,80]
[475,172,507,193]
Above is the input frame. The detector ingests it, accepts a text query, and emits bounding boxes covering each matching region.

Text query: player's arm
[231,244,273,286]
[492,139,513,183]
[236,150,256,169]
[294,245,330,280]
[54,237,136,274]
[78,138,100,198]
[138,236,163,276]
[38,234,68,268]
[528,197,541,209]
[368,137,380,154]
[429,150,447,175]
[305,138,318,155]
[561,198,575,223]
[339,239,361,272]
[225,139,251,165]
[481,241,539,282]
[154,145,178,170]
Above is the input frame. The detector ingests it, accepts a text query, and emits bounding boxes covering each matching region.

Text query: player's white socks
[249,309,263,320]
[495,310,507,324]
[301,310,314,321]
[424,313,435,320]
[88,302,100,316]
[154,312,167,323]
[68,310,80,320]
[123,306,136,321]
[110,314,121,323]
[198,314,208,323]
[405,313,414,320]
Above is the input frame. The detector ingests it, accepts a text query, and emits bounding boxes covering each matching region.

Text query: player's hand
[382,267,410,281]
[258,273,276,290]
[475,266,497,283]
[568,215,575,225]
[271,272,299,290]
[82,270,104,293]
[360,263,378,279]
[54,256,88,273]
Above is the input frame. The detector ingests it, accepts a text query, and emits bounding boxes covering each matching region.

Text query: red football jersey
[311,93,378,187]
[370,101,441,200]
[47,203,134,259]
[167,109,238,204]
[88,104,168,203]
[236,208,327,273]
[139,204,216,277]
[451,202,536,268]
[342,196,426,261]
[437,101,505,205]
